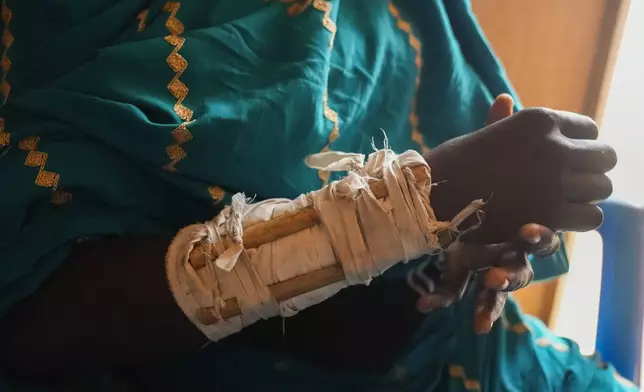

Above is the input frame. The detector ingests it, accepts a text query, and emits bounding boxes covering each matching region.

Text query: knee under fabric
[165,147,484,341]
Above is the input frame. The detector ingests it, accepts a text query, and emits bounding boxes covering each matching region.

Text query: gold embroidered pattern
[19,136,61,188]
[504,320,530,334]
[499,310,530,334]
[162,1,194,172]
[2,6,69,204]
[0,2,13,147]
[452,310,642,390]
[589,355,638,387]
[0,118,8,147]
[207,186,226,203]
[0,77,9,99]
[535,337,569,352]
[321,90,340,148]
[272,0,314,17]
[311,0,339,184]
[51,189,73,205]
[448,365,481,391]
[507,322,529,334]
[313,0,336,48]
[137,8,150,32]
[387,2,429,154]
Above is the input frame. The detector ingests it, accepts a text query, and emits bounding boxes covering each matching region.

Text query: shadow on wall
[552,1,644,386]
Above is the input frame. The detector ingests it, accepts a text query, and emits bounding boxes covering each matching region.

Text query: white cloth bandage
[165,148,484,341]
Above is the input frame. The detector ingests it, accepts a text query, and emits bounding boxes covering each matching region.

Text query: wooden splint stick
[188,165,450,325]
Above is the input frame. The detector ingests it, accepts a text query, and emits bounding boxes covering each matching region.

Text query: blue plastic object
[596,197,644,383]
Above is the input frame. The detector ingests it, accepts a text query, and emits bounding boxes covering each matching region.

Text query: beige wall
[472,0,630,323]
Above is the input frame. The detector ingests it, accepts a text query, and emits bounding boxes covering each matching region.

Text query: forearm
[0,149,449,381]
[0,236,432,379]
[0,236,206,383]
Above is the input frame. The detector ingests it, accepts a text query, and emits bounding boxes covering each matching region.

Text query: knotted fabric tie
[166,147,484,341]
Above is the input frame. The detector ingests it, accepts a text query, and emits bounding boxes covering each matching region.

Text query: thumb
[486,93,515,125]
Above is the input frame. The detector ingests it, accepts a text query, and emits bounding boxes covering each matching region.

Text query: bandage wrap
[166,148,483,341]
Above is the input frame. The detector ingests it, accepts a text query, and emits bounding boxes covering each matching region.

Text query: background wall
[553,0,644,370]
[472,0,630,323]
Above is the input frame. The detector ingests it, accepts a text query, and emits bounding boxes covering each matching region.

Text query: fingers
[554,110,599,140]
[475,247,534,334]
[416,292,455,314]
[474,231,540,334]
[484,253,534,292]
[415,247,474,313]
[460,243,508,271]
[561,139,618,173]
[517,223,560,258]
[552,137,614,231]
[551,112,617,175]
[554,203,604,232]
[457,224,558,272]
[474,288,508,334]
[561,172,613,203]
[486,94,515,125]
[439,259,473,300]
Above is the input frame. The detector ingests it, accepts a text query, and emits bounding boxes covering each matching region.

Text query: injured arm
[0,236,207,383]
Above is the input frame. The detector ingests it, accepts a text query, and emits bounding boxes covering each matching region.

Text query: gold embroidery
[311,0,339,184]
[137,8,150,32]
[322,91,340,144]
[500,311,530,334]
[507,322,529,334]
[160,3,225,198]
[312,0,336,48]
[448,365,481,391]
[0,118,8,146]
[0,2,13,146]
[502,311,642,389]
[0,54,8,74]
[51,189,73,205]
[207,186,226,203]
[588,354,638,387]
[18,136,62,189]
[162,2,194,172]
[535,337,569,352]
[0,79,9,99]
[273,0,314,17]
[505,320,530,334]
[387,2,429,154]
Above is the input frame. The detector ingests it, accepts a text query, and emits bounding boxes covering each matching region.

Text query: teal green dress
[0,0,637,390]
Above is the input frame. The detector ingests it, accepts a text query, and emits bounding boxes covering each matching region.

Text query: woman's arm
[0,102,617,381]
[0,236,207,383]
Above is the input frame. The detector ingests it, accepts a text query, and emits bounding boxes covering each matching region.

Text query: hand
[412,224,559,334]
[424,95,617,244]
[472,224,559,334]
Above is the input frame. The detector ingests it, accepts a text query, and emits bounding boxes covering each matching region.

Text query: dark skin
[428,97,615,243]
[416,223,561,335]
[455,94,567,334]
[0,96,616,384]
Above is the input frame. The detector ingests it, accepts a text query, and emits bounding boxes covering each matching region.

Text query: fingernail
[475,318,493,335]
[416,295,442,313]
[499,279,509,290]
[526,234,541,244]
[485,269,509,290]
[520,224,541,244]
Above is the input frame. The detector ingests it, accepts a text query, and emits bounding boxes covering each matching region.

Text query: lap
[448,298,639,391]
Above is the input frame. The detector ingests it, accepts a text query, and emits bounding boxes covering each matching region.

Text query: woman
[0,0,628,390]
